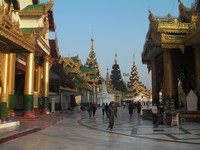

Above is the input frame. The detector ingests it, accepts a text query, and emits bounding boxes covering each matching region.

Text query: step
[0,121,20,129]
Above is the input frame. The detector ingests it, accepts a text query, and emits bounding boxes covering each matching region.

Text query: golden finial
[106,67,110,80]
[114,53,117,64]
[91,36,94,51]
[133,54,135,65]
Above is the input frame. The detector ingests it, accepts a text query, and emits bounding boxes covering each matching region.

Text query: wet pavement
[0,107,200,150]
[0,113,64,143]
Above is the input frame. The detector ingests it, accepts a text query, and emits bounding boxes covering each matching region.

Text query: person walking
[105,103,109,119]
[158,103,164,124]
[102,103,106,117]
[92,104,97,118]
[137,101,142,116]
[128,101,134,116]
[87,103,93,118]
[107,102,117,132]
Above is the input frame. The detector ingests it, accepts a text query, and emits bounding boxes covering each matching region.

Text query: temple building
[126,55,151,101]
[142,0,200,112]
[105,67,122,103]
[0,0,57,121]
[58,37,101,108]
[84,37,102,105]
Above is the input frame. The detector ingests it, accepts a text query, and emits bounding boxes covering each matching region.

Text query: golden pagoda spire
[86,36,97,67]
[114,53,117,64]
[133,54,135,65]
[106,67,110,81]
[91,36,94,51]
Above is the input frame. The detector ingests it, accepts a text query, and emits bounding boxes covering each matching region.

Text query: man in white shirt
[151,104,158,125]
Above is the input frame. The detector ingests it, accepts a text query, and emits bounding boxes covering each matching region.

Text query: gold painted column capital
[44,55,51,62]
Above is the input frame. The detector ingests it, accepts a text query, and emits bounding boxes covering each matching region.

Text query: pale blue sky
[41,0,193,89]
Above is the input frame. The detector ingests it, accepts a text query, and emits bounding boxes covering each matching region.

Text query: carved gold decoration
[161,33,185,43]
[19,2,54,16]
[60,56,82,74]
[162,43,184,53]
[36,37,51,55]
[157,19,194,33]
[84,76,99,83]
[0,5,35,53]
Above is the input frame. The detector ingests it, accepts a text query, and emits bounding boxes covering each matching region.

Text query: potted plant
[165,97,176,125]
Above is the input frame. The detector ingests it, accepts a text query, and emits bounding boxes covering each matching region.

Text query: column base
[24,111,36,118]
[1,119,7,123]
[42,109,50,115]
[34,108,41,114]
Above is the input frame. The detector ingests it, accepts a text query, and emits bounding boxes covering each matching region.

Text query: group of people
[87,103,97,118]
[87,101,165,132]
[128,101,142,116]
[87,102,117,132]
[101,102,118,132]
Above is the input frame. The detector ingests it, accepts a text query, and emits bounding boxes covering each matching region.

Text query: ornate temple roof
[0,4,35,53]
[59,54,100,91]
[142,0,198,68]
[85,37,98,68]
[126,55,151,99]
[19,1,54,16]
[50,62,75,89]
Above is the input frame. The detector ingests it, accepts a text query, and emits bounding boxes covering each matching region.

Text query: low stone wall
[178,110,200,122]
[142,109,200,124]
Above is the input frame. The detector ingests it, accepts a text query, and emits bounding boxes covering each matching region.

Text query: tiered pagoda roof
[58,38,101,91]
[85,37,98,68]
[126,55,151,100]
[105,68,121,94]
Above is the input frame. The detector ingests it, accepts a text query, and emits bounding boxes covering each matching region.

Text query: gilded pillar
[35,65,41,112]
[8,53,16,117]
[151,58,159,106]
[163,49,175,103]
[0,53,9,121]
[35,65,41,94]
[42,56,50,114]
[24,53,35,118]
[194,47,200,109]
